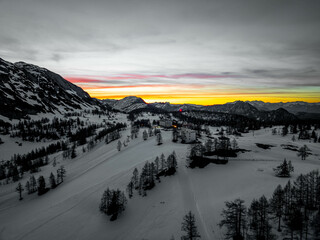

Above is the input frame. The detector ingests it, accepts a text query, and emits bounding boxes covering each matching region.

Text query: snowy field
[0,118,320,240]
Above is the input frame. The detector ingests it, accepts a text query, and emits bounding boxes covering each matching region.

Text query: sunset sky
[1,0,320,104]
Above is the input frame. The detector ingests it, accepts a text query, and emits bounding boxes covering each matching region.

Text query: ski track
[177,154,211,240]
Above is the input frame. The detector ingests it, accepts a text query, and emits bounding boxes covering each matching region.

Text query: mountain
[246,101,320,114]
[0,58,101,119]
[102,96,149,113]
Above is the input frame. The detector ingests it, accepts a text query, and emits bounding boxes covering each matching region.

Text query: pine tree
[132,168,139,189]
[231,138,238,150]
[57,165,66,183]
[143,130,148,140]
[273,159,294,177]
[160,153,166,172]
[181,211,201,240]
[30,175,37,193]
[37,175,46,195]
[50,172,57,189]
[100,188,127,221]
[71,145,77,159]
[269,185,285,231]
[126,180,134,198]
[25,181,31,194]
[16,182,24,200]
[297,145,310,160]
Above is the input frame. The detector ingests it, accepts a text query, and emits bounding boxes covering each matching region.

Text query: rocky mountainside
[102,96,149,113]
[0,58,101,119]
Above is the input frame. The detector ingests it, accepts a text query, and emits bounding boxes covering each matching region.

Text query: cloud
[0,0,319,102]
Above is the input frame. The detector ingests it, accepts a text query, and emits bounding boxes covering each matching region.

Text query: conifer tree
[57,165,66,183]
[126,180,134,198]
[30,175,37,193]
[132,168,139,189]
[16,182,24,200]
[297,145,310,160]
[37,175,46,195]
[273,159,294,177]
[143,130,148,140]
[181,211,201,240]
[50,172,57,189]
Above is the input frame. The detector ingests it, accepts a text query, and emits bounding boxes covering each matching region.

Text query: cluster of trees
[274,159,294,177]
[273,124,320,143]
[16,165,66,200]
[133,119,152,128]
[126,152,178,198]
[99,188,127,221]
[95,123,126,142]
[219,170,320,240]
[187,137,239,168]
[173,111,261,132]
[0,140,68,181]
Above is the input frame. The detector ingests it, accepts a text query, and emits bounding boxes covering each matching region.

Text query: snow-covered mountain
[0,58,101,119]
[102,96,149,113]
[246,100,320,114]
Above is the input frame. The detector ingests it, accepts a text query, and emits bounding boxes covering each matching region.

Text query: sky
[0,0,320,105]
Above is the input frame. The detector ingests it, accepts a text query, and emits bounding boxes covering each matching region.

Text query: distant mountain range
[102,96,320,115]
[102,96,300,122]
[1,57,319,122]
[0,58,102,119]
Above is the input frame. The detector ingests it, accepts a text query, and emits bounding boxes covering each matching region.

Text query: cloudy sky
[1,0,320,104]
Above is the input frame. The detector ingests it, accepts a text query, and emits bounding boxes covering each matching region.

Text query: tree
[156,132,163,145]
[30,175,37,193]
[126,180,134,198]
[117,140,122,151]
[172,129,178,142]
[132,168,139,189]
[231,138,238,150]
[248,196,274,240]
[282,126,288,136]
[269,185,285,231]
[37,175,46,195]
[99,188,127,221]
[71,145,77,159]
[57,165,66,183]
[25,181,31,194]
[181,211,201,240]
[273,159,294,177]
[50,172,57,189]
[143,130,148,140]
[297,145,310,160]
[205,139,213,152]
[16,182,24,200]
[219,199,247,240]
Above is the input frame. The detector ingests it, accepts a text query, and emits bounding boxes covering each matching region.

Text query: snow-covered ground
[0,122,319,240]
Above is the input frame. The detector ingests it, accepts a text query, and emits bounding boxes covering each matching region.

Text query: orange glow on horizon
[65,76,320,105]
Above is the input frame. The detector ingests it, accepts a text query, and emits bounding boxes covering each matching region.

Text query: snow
[0,123,319,240]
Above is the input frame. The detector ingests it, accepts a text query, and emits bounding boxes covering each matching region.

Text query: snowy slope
[0,58,102,119]
[0,125,319,240]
